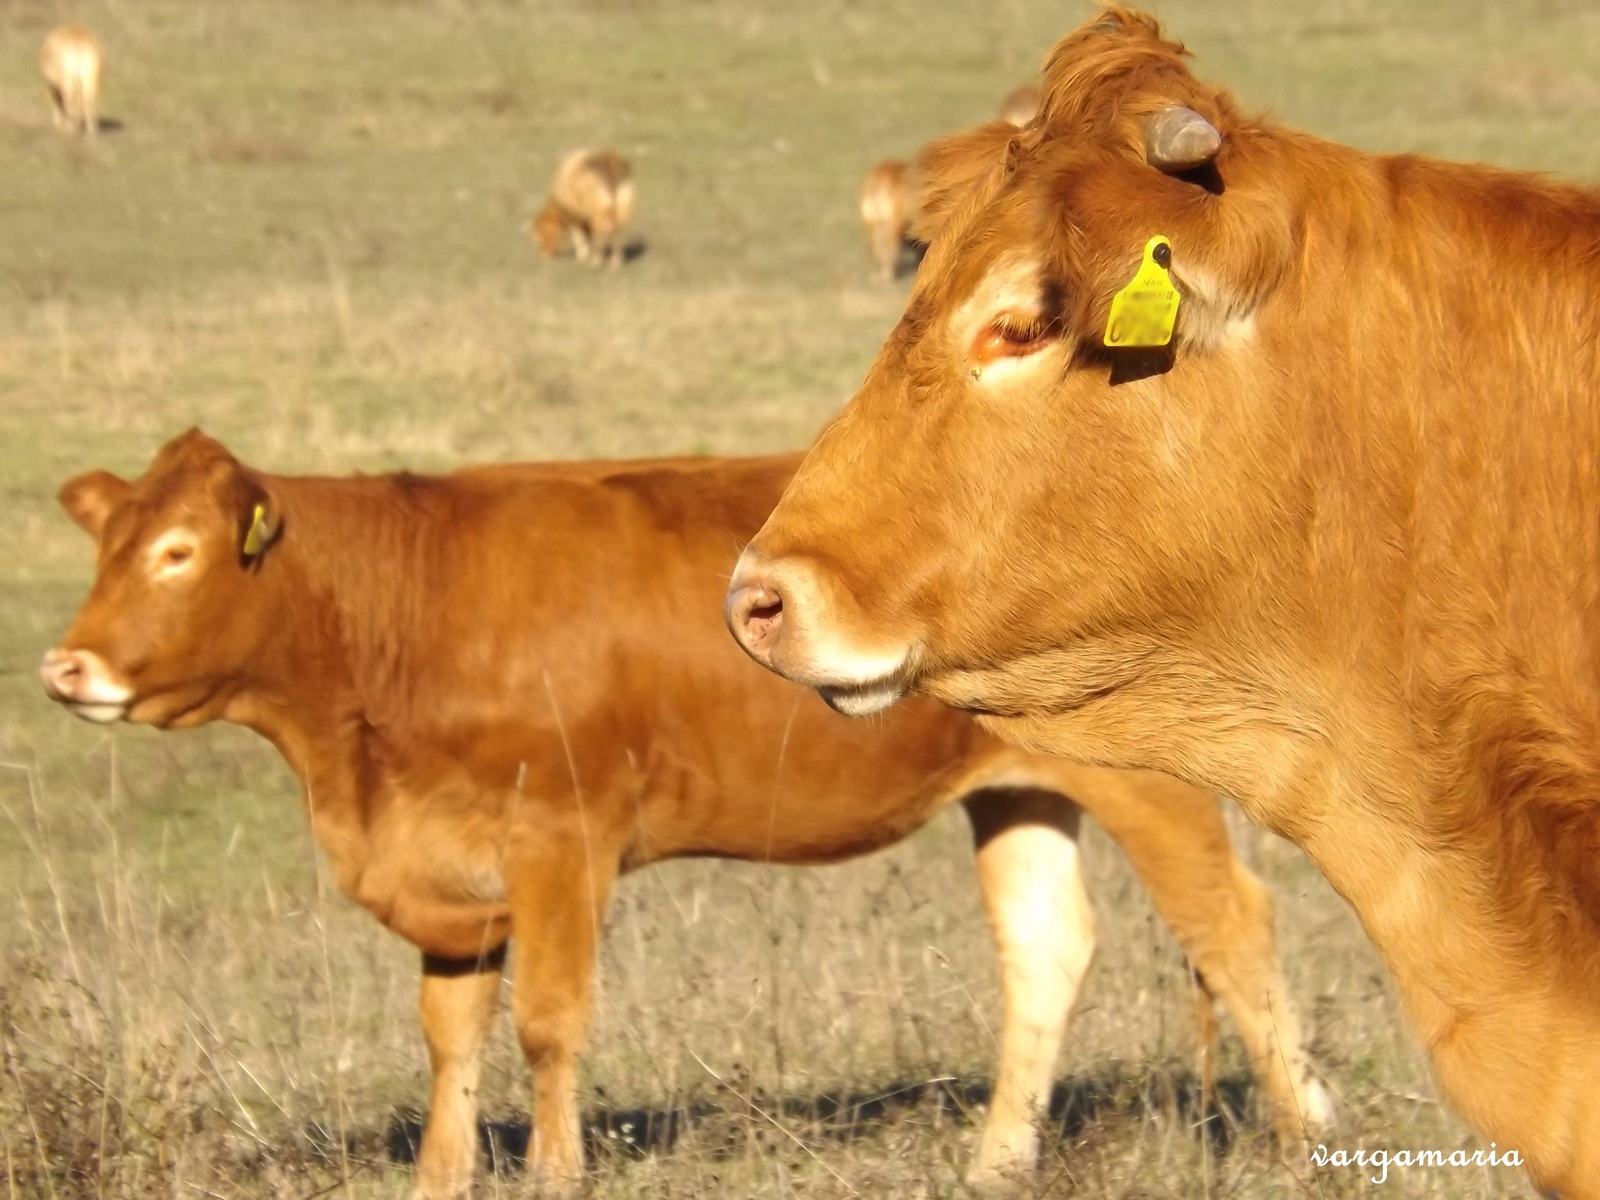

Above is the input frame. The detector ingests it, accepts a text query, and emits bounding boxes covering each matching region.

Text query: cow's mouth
[817,675,908,717]
[59,700,130,724]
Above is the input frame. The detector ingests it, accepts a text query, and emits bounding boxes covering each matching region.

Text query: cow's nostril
[726,582,788,663]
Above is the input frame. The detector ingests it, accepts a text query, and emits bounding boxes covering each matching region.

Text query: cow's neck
[221,475,427,892]
[1274,162,1600,1169]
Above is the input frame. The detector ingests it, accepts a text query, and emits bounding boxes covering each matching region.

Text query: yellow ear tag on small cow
[242,503,271,557]
[1104,235,1180,348]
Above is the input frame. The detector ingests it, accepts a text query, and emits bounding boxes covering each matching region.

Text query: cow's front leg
[412,947,505,1200]
[505,829,618,1190]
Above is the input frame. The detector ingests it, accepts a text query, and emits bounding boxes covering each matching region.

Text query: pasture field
[3,0,1597,1194]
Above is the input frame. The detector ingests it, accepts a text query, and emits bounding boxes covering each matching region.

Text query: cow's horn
[1145,106,1221,172]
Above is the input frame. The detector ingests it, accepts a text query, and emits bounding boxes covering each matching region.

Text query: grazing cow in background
[995,82,1040,127]
[859,159,913,281]
[40,26,101,138]
[531,148,635,269]
[42,432,1328,1197]
[727,5,1600,1193]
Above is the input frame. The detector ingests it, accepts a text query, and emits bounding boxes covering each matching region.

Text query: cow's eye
[159,545,193,569]
[970,310,1060,367]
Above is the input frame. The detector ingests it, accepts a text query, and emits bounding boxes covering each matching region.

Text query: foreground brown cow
[532,148,635,269]
[40,26,102,138]
[41,432,1327,1195]
[859,159,912,281]
[727,6,1600,1193]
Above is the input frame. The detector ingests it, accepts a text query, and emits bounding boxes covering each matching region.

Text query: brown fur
[531,148,635,269]
[859,159,912,281]
[40,25,101,138]
[45,431,1327,1196]
[731,7,1600,1192]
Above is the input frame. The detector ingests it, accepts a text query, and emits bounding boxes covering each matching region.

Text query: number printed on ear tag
[1104,235,1180,348]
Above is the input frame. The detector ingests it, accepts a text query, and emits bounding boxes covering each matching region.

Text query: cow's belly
[350,805,512,959]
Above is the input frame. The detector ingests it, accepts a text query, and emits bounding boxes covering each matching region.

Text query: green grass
[5,0,1597,1194]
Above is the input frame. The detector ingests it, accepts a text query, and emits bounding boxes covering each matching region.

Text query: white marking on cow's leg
[968,799,1095,1185]
[413,953,503,1200]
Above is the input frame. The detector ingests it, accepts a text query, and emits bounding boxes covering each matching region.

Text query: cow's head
[41,429,283,728]
[531,202,565,257]
[727,9,1311,761]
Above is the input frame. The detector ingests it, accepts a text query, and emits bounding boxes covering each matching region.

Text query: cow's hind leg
[964,789,1095,1185]
[1082,770,1332,1146]
[412,948,505,1200]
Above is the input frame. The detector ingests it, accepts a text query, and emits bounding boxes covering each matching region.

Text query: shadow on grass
[367,1065,1254,1172]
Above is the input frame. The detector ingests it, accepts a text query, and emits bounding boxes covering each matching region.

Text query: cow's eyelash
[991,314,1047,342]
[987,311,1063,348]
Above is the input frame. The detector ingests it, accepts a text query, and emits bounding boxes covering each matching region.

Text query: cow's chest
[318,786,513,958]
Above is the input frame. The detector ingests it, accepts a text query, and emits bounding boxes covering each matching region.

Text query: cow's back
[551,148,632,225]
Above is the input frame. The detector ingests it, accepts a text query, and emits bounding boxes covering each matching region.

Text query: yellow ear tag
[242,503,271,556]
[1104,235,1180,348]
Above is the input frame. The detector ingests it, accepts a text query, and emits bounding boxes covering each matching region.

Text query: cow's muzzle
[39,647,133,723]
[724,554,912,716]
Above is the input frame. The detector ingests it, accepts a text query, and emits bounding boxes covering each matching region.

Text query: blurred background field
[3,0,1596,1195]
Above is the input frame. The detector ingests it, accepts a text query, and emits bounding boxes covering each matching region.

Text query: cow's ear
[58,470,130,538]
[907,122,1016,245]
[238,482,281,562]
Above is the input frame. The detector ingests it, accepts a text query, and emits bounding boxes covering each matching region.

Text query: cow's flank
[728,7,1600,1193]
[45,431,1327,1196]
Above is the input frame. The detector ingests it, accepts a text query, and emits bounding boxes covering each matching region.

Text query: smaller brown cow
[995,82,1041,127]
[42,434,1327,1196]
[532,148,635,269]
[40,26,102,138]
[860,159,913,281]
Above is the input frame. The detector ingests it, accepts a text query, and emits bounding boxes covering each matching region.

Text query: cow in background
[41,26,102,138]
[43,432,1328,1197]
[727,7,1600,1194]
[860,159,914,281]
[995,82,1041,127]
[532,148,635,269]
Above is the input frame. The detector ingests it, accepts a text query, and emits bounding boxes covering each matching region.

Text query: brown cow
[41,432,1327,1196]
[40,26,102,138]
[860,159,912,281]
[531,148,635,269]
[726,6,1600,1193]
[995,82,1041,127]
